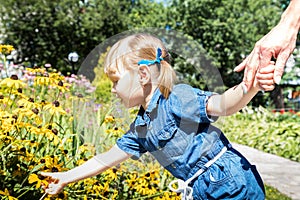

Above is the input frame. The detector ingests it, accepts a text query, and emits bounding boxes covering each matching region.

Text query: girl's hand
[40,171,69,195]
[255,62,276,91]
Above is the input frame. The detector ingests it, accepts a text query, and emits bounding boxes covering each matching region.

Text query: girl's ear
[138,65,151,86]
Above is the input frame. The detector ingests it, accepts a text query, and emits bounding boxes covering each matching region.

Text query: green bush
[216,106,300,162]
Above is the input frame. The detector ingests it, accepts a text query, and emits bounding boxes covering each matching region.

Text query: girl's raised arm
[207,62,275,116]
[206,82,259,117]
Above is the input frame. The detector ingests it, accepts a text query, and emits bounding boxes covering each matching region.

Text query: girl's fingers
[256,73,274,80]
[45,183,63,195]
[40,172,53,178]
[259,84,275,91]
[257,79,274,85]
[259,64,275,74]
[40,172,60,182]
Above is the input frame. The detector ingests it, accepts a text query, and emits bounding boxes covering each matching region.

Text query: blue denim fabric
[117,84,265,199]
[192,148,265,199]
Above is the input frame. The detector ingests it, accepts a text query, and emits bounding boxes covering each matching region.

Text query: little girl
[41,33,275,199]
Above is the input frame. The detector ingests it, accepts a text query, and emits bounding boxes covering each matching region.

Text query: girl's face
[110,69,145,108]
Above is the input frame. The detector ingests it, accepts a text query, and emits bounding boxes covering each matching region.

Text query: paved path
[233,143,300,200]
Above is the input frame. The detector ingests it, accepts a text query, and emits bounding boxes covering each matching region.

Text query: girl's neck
[142,84,158,110]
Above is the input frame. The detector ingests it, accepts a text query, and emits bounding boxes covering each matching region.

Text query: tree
[168,0,282,88]
[0,0,132,74]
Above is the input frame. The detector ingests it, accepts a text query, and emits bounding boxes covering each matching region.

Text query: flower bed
[0,59,179,199]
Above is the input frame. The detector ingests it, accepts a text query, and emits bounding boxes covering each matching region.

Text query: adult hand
[234,21,297,91]
[40,171,68,195]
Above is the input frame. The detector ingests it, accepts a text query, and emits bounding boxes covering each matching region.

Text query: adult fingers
[234,56,248,72]
[243,48,261,91]
[274,51,291,84]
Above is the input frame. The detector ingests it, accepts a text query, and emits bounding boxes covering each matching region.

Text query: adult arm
[41,144,131,195]
[234,0,300,91]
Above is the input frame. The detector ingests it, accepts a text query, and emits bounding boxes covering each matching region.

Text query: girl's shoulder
[168,84,200,103]
[169,84,215,104]
[173,83,194,92]
[172,83,202,96]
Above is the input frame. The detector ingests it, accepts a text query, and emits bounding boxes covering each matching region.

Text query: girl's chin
[119,98,140,108]
[120,100,130,108]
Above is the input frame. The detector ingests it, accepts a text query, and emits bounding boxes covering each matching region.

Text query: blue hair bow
[137,48,163,66]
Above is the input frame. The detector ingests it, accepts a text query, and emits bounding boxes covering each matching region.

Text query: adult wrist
[280,1,300,31]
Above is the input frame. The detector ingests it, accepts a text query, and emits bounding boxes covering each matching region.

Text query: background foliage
[0,0,284,82]
[2,0,298,107]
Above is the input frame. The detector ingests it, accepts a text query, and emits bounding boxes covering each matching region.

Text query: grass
[265,185,292,200]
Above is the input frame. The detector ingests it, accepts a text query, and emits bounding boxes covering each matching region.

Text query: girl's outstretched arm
[40,144,131,195]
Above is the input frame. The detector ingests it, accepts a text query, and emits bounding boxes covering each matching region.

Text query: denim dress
[117,84,265,200]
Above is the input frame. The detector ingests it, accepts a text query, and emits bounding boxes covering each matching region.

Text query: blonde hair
[104,33,177,99]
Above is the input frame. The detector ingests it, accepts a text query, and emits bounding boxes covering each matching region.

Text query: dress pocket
[157,124,177,145]
[149,123,188,167]
[205,160,239,199]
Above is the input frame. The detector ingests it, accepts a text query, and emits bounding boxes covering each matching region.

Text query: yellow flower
[0,95,13,107]
[135,182,148,196]
[0,112,17,133]
[13,106,42,125]
[21,139,39,148]
[55,80,70,92]
[78,143,96,154]
[40,155,67,172]
[155,191,181,200]
[104,115,115,123]
[16,98,35,110]
[28,173,48,189]
[0,134,14,144]
[125,172,138,188]
[89,179,109,196]
[111,190,118,199]
[14,145,34,162]
[105,127,125,138]
[76,158,88,166]
[0,44,14,55]
[25,67,46,74]
[44,101,66,115]
[43,126,61,145]
[34,76,54,86]
[0,75,26,89]
[104,168,118,181]
[12,166,23,177]
[49,72,63,80]
[11,88,27,99]
[0,188,18,200]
